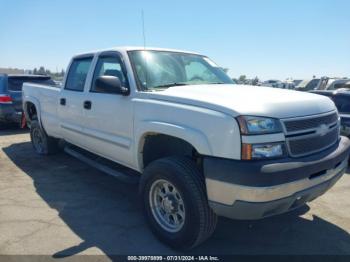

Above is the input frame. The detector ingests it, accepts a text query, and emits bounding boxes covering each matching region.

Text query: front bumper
[204,136,350,220]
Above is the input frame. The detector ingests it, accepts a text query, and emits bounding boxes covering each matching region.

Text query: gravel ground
[0,128,350,258]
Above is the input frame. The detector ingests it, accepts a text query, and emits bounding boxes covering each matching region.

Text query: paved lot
[0,128,350,258]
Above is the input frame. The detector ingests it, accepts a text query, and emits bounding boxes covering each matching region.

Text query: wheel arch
[135,121,212,171]
[23,97,42,127]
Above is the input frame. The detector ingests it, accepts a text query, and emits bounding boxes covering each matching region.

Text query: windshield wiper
[151,83,189,89]
[145,82,226,92]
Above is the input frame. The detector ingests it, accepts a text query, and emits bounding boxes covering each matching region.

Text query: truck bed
[23,82,61,137]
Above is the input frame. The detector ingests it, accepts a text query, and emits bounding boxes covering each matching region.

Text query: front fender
[135,120,212,170]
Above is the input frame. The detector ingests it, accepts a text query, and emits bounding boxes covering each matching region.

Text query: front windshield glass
[128,50,234,90]
[296,79,310,88]
[296,79,319,90]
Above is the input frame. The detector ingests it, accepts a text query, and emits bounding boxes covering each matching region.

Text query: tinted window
[91,55,128,93]
[331,80,350,90]
[8,77,55,91]
[304,79,320,90]
[65,57,93,91]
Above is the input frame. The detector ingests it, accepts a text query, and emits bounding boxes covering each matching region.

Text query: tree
[252,76,260,86]
[38,66,46,75]
[33,68,38,75]
[238,75,247,83]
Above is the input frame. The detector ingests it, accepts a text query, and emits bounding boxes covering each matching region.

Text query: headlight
[242,142,285,160]
[237,116,282,135]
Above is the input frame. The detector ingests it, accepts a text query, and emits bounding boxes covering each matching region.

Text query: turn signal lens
[242,143,285,160]
[242,143,253,160]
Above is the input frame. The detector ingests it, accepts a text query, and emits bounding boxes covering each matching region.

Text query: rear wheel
[30,120,59,155]
[140,157,217,250]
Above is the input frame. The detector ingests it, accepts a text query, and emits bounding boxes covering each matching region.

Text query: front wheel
[140,157,217,249]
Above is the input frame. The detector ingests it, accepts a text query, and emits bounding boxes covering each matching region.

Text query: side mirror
[94,75,129,95]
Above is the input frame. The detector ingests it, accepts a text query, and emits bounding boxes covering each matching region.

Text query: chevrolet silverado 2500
[22,47,350,249]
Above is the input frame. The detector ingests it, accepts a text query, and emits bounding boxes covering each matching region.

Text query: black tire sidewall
[30,120,49,155]
[141,159,203,249]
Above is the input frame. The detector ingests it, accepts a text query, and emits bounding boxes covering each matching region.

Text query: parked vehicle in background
[262,79,283,88]
[318,77,350,90]
[293,79,303,86]
[281,82,295,89]
[294,78,321,91]
[311,88,350,136]
[0,74,56,126]
[22,47,350,249]
[53,80,63,87]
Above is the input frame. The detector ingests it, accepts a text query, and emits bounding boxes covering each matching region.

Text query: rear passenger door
[81,52,134,168]
[58,56,93,148]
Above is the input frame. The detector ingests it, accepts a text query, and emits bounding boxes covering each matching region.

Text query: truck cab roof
[74,46,200,58]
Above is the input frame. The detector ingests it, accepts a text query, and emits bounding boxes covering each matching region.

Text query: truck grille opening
[282,112,340,157]
[287,127,339,157]
[284,113,338,133]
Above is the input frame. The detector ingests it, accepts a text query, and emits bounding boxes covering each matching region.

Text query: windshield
[296,79,311,88]
[128,50,233,90]
[330,80,350,90]
[296,79,320,90]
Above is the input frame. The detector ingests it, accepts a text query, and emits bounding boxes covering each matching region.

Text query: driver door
[81,52,134,168]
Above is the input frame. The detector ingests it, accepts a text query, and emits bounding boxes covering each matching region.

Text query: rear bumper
[0,104,21,123]
[204,136,350,220]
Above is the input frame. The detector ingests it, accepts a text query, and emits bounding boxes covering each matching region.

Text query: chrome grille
[287,127,339,157]
[284,112,338,133]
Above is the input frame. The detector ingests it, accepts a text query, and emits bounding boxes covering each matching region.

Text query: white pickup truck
[23,47,350,249]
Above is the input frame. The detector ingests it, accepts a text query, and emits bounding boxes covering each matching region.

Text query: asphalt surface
[0,127,350,258]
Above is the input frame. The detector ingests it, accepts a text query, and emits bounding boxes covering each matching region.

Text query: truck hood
[145,84,336,119]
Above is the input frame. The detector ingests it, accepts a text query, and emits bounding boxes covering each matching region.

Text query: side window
[91,55,128,93]
[65,57,93,92]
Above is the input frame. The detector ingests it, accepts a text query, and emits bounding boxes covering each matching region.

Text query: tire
[30,120,59,155]
[140,156,217,250]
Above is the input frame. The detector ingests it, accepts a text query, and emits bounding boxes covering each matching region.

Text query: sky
[0,0,349,80]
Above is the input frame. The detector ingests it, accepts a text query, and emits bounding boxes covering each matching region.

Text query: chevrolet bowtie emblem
[316,124,328,136]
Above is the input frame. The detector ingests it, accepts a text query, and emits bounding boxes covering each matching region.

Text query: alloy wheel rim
[149,179,186,233]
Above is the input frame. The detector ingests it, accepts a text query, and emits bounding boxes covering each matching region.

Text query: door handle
[60,98,66,105]
[84,100,92,110]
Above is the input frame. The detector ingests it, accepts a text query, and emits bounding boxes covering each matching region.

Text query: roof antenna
[141,9,146,49]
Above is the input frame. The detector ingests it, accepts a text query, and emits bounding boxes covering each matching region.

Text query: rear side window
[8,77,55,91]
[65,57,93,92]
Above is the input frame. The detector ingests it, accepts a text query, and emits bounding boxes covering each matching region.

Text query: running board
[64,146,140,184]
